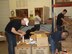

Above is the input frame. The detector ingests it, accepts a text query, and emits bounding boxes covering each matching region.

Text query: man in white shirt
[34,14,41,31]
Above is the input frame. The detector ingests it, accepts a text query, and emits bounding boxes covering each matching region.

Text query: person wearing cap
[5,18,29,54]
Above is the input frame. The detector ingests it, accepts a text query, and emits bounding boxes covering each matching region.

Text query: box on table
[32,44,50,54]
[30,31,50,47]
[15,43,31,54]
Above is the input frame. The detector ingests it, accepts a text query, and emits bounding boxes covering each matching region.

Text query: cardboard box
[32,45,50,54]
[15,43,31,54]
[30,31,50,47]
[36,34,48,47]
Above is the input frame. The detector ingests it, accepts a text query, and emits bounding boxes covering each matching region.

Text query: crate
[32,45,50,54]
[15,43,31,54]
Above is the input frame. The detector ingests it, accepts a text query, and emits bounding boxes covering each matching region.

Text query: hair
[62,30,69,36]
[63,9,67,12]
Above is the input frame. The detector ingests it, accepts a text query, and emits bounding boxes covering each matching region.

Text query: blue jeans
[48,36,56,54]
[5,32,17,54]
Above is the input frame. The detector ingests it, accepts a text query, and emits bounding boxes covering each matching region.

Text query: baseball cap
[23,18,29,26]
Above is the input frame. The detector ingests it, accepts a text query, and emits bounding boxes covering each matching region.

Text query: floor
[0,41,8,54]
[62,27,72,53]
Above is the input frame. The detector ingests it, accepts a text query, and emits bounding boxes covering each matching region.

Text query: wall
[9,0,52,17]
[9,0,16,16]
[53,0,72,18]
[70,0,72,1]
[54,7,72,18]
[0,0,10,32]
[28,0,51,17]
[6,0,72,18]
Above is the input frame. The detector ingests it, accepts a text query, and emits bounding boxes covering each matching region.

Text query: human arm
[11,27,25,36]
[18,30,26,35]
[55,41,62,54]
[61,18,70,25]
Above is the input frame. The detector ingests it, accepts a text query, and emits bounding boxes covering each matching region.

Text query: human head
[21,18,29,26]
[61,30,69,40]
[62,9,67,15]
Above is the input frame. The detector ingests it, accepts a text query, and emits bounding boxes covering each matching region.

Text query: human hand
[19,33,24,37]
[18,30,26,35]
[22,32,26,35]
[55,49,58,54]
[20,32,25,36]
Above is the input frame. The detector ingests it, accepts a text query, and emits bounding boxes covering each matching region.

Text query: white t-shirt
[34,15,41,24]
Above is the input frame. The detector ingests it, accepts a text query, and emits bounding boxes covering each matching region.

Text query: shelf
[9,17,21,21]
[53,2,72,7]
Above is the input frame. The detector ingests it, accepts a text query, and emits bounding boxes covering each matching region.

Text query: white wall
[8,0,52,17]
[28,0,51,17]
[8,0,72,18]
[54,7,72,18]
[70,0,72,1]
[0,0,10,32]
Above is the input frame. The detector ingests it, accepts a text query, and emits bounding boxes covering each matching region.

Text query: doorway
[16,9,28,18]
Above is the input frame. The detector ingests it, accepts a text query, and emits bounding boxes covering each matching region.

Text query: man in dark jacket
[49,30,69,54]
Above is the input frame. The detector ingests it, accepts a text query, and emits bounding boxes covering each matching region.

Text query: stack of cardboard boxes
[15,43,31,54]
[15,31,50,54]
[31,31,50,54]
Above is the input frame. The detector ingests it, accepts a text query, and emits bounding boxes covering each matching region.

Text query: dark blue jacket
[51,31,62,42]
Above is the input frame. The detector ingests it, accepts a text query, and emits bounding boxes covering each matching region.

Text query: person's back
[5,18,29,54]
[56,13,64,26]
[34,15,41,24]
[51,31,61,42]
[56,9,67,31]
[5,19,21,35]
[49,30,69,54]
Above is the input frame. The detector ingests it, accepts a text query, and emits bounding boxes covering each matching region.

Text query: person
[56,9,69,31]
[34,14,41,31]
[24,26,37,39]
[5,18,29,54]
[48,30,69,54]
[23,15,29,26]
